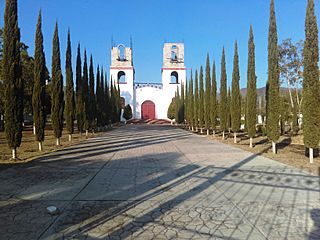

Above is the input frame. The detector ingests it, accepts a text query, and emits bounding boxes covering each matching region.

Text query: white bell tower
[161,43,186,117]
[109,44,136,117]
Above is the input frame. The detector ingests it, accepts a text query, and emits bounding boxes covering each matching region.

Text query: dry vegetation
[209,131,320,176]
[0,124,104,164]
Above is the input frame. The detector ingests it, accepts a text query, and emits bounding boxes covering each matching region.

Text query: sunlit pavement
[0,125,320,239]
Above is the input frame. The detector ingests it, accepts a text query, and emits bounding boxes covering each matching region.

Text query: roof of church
[135,82,163,89]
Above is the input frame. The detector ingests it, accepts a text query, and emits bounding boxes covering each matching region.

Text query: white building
[109,43,186,120]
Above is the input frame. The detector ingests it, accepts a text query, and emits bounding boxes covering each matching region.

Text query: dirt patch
[0,125,108,164]
[193,129,320,176]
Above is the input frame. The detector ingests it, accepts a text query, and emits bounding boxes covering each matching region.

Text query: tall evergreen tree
[88,55,96,132]
[220,48,228,139]
[198,66,204,132]
[65,29,75,142]
[204,54,211,135]
[3,0,23,159]
[51,22,64,146]
[185,80,189,127]
[180,83,185,124]
[33,11,46,151]
[231,41,241,143]
[246,26,257,148]
[105,79,111,126]
[266,0,280,154]
[194,70,199,131]
[189,71,195,130]
[95,65,102,128]
[100,68,106,125]
[175,86,180,123]
[82,50,89,136]
[211,61,217,134]
[75,43,84,134]
[303,0,320,163]
[227,87,232,133]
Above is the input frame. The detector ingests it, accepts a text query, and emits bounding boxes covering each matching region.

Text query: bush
[167,99,175,120]
[123,104,132,120]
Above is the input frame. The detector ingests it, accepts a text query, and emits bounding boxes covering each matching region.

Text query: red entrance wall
[141,100,155,119]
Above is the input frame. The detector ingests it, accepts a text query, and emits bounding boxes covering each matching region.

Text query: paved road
[0,125,320,240]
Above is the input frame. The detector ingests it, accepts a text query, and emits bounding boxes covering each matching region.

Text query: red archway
[141,100,155,119]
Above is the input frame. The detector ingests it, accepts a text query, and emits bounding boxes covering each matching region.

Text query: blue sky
[1,0,319,89]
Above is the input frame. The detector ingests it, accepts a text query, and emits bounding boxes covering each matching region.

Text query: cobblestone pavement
[1,125,320,240]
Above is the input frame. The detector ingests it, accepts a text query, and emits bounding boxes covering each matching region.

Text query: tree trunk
[192,126,194,132]
[85,130,88,137]
[207,129,209,135]
[68,134,72,141]
[12,148,16,159]
[234,133,237,144]
[33,124,36,135]
[200,128,203,134]
[196,126,198,132]
[213,130,215,136]
[286,72,294,108]
[56,138,60,146]
[38,141,43,151]
[249,137,253,148]
[309,148,314,164]
[272,141,276,154]
[222,131,225,140]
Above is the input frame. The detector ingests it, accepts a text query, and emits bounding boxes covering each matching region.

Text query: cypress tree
[211,62,217,134]
[180,83,185,124]
[199,66,204,133]
[82,50,89,136]
[231,41,241,143]
[220,47,228,139]
[303,0,320,163]
[194,70,199,131]
[65,29,75,142]
[266,0,280,154]
[185,80,189,127]
[3,0,23,159]
[32,11,46,151]
[227,87,232,134]
[175,86,180,123]
[95,65,102,128]
[76,43,84,134]
[189,72,194,130]
[246,26,257,148]
[204,54,211,135]
[88,55,96,132]
[51,22,64,146]
[110,79,116,124]
[100,68,106,125]
[105,79,111,126]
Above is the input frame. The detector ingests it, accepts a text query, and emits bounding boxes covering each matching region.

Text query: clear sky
[0,0,319,89]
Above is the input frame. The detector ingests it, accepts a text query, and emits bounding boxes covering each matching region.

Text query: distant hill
[217,86,291,100]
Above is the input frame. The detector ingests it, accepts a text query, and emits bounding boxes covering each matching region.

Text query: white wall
[134,86,174,119]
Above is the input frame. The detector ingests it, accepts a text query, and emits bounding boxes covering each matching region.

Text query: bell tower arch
[110,43,136,117]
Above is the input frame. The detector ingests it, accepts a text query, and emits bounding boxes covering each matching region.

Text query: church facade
[109,43,186,120]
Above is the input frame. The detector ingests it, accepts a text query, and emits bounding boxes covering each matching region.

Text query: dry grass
[0,124,102,164]
[208,131,320,176]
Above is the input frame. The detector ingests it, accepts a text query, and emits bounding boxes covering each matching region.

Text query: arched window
[171,45,178,61]
[118,71,126,84]
[170,71,179,84]
[118,44,126,61]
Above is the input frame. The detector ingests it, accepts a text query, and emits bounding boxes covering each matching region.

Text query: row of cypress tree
[175,0,319,163]
[2,0,121,158]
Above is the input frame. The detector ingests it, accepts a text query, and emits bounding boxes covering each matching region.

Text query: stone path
[0,125,320,240]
